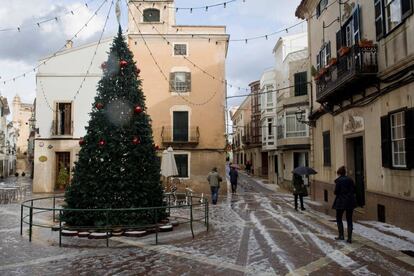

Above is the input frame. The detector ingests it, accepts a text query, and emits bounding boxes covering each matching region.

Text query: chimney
[65,40,73,49]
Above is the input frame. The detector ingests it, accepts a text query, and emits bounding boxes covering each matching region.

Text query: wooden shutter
[64,103,71,135]
[402,0,413,20]
[326,41,331,61]
[353,5,361,43]
[323,131,331,166]
[374,0,385,40]
[185,72,191,92]
[294,73,300,96]
[169,72,175,92]
[336,30,342,52]
[405,108,414,169]
[316,2,321,18]
[316,53,320,70]
[380,115,392,168]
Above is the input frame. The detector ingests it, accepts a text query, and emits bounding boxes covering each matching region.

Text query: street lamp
[295,107,315,127]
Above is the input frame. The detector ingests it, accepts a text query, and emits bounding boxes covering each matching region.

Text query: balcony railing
[161,126,200,146]
[316,44,378,104]
[51,120,73,136]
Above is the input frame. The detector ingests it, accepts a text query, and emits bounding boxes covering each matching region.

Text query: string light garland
[39,0,114,112]
[0,0,99,33]
[131,2,250,93]
[170,0,240,12]
[0,0,108,86]
[128,4,221,106]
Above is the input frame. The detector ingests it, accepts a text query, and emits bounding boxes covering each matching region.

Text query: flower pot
[339,47,350,57]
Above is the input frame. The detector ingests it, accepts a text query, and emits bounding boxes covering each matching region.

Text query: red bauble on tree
[95,103,104,110]
[119,60,128,68]
[134,105,143,114]
[100,62,107,70]
[79,138,85,146]
[132,136,141,145]
[135,68,141,75]
[154,144,160,150]
[98,139,106,146]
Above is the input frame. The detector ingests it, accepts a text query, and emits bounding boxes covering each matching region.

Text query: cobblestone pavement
[1,174,414,275]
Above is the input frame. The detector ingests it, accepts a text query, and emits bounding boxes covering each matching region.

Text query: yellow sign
[39,156,48,162]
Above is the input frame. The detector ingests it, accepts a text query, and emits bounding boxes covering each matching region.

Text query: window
[174,154,189,178]
[323,131,331,166]
[170,72,191,92]
[381,109,414,169]
[267,118,273,136]
[55,103,72,135]
[390,112,406,167]
[316,42,331,70]
[143,8,160,22]
[174,44,187,56]
[375,0,413,39]
[294,72,308,96]
[316,0,329,18]
[173,111,189,142]
[286,112,307,138]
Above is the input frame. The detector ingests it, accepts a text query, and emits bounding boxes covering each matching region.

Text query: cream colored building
[128,0,228,194]
[12,95,33,174]
[244,80,263,176]
[231,96,252,168]
[34,39,112,193]
[296,0,414,230]
[273,38,310,188]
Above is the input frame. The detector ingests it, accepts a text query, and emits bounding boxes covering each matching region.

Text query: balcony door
[56,102,72,135]
[173,111,189,142]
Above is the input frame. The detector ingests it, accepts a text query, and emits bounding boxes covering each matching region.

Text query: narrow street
[0,174,414,275]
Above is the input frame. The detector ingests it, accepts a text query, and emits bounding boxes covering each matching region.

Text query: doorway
[55,152,71,190]
[346,137,365,207]
[261,152,268,176]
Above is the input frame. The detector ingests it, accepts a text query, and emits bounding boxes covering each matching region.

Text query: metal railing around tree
[20,193,209,247]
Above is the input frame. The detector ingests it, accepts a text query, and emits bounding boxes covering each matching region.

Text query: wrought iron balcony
[161,126,200,146]
[316,44,378,104]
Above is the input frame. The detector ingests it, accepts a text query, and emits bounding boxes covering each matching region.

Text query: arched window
[143,8,160,22]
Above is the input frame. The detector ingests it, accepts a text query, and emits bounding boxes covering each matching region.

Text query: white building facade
[34,39,112,192]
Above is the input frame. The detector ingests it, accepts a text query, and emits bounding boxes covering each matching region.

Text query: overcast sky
[0,0,303,112]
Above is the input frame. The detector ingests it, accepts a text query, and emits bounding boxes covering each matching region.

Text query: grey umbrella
[292,166,318,176]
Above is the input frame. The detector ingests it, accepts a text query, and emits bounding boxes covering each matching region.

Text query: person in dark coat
[292,173,307,211]
[207,167,223,205]
[332,166,356,243]
[229,166,239,194]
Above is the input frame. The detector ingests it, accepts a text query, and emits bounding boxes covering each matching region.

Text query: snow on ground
[353,223,414,251]
[249,212,295,273]
[359,221,414,244]
[307,232,358,268]
[246,229,277,276]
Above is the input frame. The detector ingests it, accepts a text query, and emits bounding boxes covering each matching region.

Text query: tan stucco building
[297,0,414,230]
[231,96,252,169]
[128,0,228,194]
[12,95,33,174]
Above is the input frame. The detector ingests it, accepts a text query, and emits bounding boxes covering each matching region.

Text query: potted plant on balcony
[358,38,374,48]
[339,46,351,57]
[327,57,337,68]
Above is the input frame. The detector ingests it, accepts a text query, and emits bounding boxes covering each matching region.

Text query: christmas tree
[62,27,164,227]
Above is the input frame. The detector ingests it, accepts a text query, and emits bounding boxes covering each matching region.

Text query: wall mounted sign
[343,115,364,134]
[39,156,48,162]
[48,145,53,149]
[39,142,44,147]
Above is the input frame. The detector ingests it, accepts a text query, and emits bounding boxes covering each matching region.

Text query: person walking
[229,166,239,194]
[292,173,307,211]
[245,161,251,175]
[333,166,356,243]
[207,167,222,205]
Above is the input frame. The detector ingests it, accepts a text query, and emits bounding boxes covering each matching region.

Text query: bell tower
[128,0,176,34]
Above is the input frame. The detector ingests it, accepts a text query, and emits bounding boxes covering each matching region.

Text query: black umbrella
[292,166,318,176]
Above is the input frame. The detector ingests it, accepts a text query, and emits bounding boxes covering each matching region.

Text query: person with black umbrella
[292,173,307,211]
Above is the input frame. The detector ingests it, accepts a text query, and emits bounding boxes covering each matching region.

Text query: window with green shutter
[170,72,191,92]
[323,131,331,166]
[294,72,308,96]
